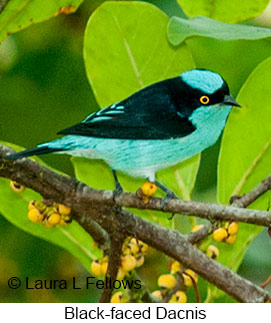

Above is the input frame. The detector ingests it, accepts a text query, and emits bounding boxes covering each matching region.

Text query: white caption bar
[1,303,270,323]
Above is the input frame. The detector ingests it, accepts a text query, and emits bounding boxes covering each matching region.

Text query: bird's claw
[113,182,123,201]
[167,212,176,220]
[161,191,179,209]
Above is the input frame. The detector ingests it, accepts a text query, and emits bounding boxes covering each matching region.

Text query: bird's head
[172,69,240,118]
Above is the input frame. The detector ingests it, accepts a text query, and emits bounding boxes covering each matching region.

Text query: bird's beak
[223,95,241,107]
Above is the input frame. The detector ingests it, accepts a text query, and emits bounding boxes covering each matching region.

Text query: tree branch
[99,229,126,302]
[1,146,270,227]
[0,144,270,303]
[118,209,270,303]
[230,176,271,208]
[73,213,109,252]
[187,223,212,245]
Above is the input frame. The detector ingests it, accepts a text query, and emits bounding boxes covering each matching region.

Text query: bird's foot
[153,180,179,211]
[167,212,176,220]
[113,182,123,201]
[161,190,179,209]
[112,169,124,202]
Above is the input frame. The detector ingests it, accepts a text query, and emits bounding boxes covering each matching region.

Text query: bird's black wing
[59,78,196,140]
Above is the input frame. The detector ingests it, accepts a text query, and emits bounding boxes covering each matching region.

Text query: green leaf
[218,57,271,205]
[211,57,271,300]
[157,154,200,201]
[82,1,199,223]
[0,0,84,44]
[84,0,195,106]
[0,143,101,271]
[168,16,271,46]
[176,0,269,23]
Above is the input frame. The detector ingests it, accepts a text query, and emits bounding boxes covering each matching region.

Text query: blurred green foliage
[0,0,270,302]
[177,0,270,23]
[0,0,85,44]
[168,16,271,45]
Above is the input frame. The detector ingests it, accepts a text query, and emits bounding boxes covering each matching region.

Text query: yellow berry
[191,224,204,232]
[116,267,127,280]
[28,208,44,223]
[213,228,228,242]
[59,214,72,226]
[127,241,140,255]
[170,290,187,303]
[182,269,198,287]
[152,290,162,300]
[121,255,137,272]
[175,290,187,303]
[10,181,25,193]
[111,291,128,303]
[158,274,176,289]
[170,261,181,274]
[28,200,36,211]
[225,234,237,245]
[100,261,108,275]
[42,219,54,228]
[47,213,61,226]
[138,241,148,253]
[228,222,239,235]
[135,254,145,267]
[141,182,157,197]
[130,238,138,245]
[58,204,71,215]
[91,260,103,276]
[59,219,68,226]
[206,245,219,259]
[35,201,47,212]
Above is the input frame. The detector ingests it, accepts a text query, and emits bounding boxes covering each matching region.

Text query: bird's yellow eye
[200,96,210,105]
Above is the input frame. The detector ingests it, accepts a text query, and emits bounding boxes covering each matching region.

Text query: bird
[6,68,240,202]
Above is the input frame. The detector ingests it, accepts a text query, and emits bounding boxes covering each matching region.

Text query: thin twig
[187,223,212,244]
[73,213,109,252]
[230,176,271,208]
[261,274,271,289]
[185,271,201,303]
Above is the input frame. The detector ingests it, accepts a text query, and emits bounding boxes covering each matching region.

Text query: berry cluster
[213,222,239,244]
[150,224,222,303]
[151,261,198,303]
[91,237,148,302]
[10,180,72,228]
[27,200,72,228]
[11,179,239,303]
[91,237,148,282]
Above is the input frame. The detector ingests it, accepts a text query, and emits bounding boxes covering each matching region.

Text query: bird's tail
[6,146,65,160]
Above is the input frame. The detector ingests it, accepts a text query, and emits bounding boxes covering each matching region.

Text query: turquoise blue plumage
[7,69,240,193]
